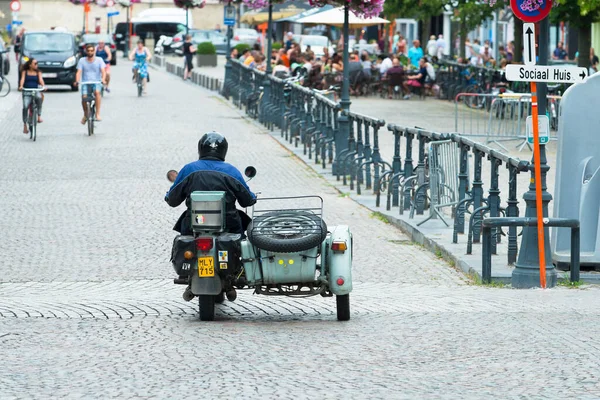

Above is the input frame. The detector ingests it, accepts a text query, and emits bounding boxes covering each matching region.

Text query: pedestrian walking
[183,34,196,81]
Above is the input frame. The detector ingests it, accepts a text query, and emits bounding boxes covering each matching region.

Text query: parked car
[114,21,187,51]
[172,30,240,56]
[297,35,334,58]
[0,41,10,75]
[79,33,117,65]
[18,31,80,91]
[233,28,260,46]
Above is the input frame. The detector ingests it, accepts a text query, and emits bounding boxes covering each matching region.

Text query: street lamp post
[124,5,130,58]
[261,2,273,120]
[223,1,234,99]
[334,4,351,174]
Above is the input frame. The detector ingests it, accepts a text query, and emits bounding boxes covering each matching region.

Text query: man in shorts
[75,43,106,123]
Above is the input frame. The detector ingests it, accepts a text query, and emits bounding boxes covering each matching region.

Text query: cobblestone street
[2,58,600,399]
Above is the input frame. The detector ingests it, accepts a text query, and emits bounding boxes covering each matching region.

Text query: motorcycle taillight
[196,238,213,252]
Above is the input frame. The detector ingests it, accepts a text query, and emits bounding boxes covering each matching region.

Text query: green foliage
[272,42,282,50]
[234,43,251,54]
[453,0,507,33]
[0,31,9,45]
[398,54,410,66]
[551,0,600,28]
[384,0,445,22]
[196,42,216,55]
[370,212,390,224]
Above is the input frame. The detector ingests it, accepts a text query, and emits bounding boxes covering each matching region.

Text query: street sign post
[523,23,535,66]
[511,0,555,289]
[506,64,588,83]
[108,11,120,17]
[224,5,235,26]
[526,115,550,145]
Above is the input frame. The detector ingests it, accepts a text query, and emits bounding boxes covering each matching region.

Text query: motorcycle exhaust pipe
[182,286,194,302]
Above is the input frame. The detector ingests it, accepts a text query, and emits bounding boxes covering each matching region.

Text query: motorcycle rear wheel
[198,295,215,321]
[336,294,350,321]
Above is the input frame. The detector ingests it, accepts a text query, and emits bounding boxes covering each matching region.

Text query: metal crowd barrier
[223,60,552,279]
[454,92,562,151]
[225,60,389,193]
[384,125,531,262]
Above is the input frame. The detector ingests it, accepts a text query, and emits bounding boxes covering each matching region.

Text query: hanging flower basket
[308,0,385,18]
[242,0,384,19]
[174,0,206,8]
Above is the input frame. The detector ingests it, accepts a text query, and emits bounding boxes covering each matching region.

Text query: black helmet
[198,132,228,161]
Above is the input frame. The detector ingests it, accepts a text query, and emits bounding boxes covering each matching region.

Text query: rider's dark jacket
[165,157,256,235]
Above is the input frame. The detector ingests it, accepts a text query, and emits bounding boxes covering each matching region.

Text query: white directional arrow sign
[523,23,535,65]
[505,64,588,83]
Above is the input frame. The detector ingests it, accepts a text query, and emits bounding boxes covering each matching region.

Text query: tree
[452,0,506,59]
[383,0,446,48]
[551,0,600,68]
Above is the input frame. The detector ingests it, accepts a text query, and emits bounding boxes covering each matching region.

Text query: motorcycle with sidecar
[167,167,353,321]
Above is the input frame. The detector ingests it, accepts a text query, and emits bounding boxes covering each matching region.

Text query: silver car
[233,28,260,47]
[173,30,240,55]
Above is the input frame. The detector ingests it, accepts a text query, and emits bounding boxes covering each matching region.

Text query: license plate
[42,72,57,78]
[198,257,214,277]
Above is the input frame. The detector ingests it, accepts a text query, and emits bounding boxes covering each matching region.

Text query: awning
[276,5,334,23]
[240,3,312,25]
[295,6,389,28]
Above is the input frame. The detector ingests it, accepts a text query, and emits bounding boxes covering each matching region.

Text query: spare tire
[247,210,327,253]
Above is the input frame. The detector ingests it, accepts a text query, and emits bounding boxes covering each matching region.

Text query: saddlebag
[171,235,196,276]
[215,233,243,278]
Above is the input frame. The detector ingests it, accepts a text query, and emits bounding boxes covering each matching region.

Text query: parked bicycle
[81,81,102,136]
[0,49,10,97]
[22,87,45,141]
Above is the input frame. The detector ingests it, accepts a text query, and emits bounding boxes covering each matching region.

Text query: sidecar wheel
[198,295,215,321]
[247,210,327,253]
[336,294,350,321]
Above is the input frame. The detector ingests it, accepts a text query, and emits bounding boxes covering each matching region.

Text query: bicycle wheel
[87,102,94,136]
[31,106,37,142]
[27,106,34,140]
[137,75,142,97]
[0,79,10,97]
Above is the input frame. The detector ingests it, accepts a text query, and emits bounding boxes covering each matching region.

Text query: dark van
[18,31,80,91]
[114,21,187,51]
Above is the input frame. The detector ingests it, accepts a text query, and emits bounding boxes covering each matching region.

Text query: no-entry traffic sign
[505,64,588,83]
[511,0,551,23]
[9,0,20,12]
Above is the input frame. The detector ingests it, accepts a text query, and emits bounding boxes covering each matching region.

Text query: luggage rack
[248,196,326,247]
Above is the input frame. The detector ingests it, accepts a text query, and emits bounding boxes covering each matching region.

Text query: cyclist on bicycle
[129,40,152,94]
[95,39,112,93]
[75,43,106,123]
[18,57,46,134]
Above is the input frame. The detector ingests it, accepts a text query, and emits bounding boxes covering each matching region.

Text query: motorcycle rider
[165,132,257,235]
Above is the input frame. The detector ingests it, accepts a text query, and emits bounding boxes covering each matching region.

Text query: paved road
[2,58,600,399]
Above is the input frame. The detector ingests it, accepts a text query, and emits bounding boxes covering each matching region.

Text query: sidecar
[171,194,353,321]
[242,196,353,321]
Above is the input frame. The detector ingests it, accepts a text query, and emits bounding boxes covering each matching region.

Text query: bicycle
[136,70,143,97]
[0,50,10,97]
[81,81,102,136]
[22,87,44,142]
